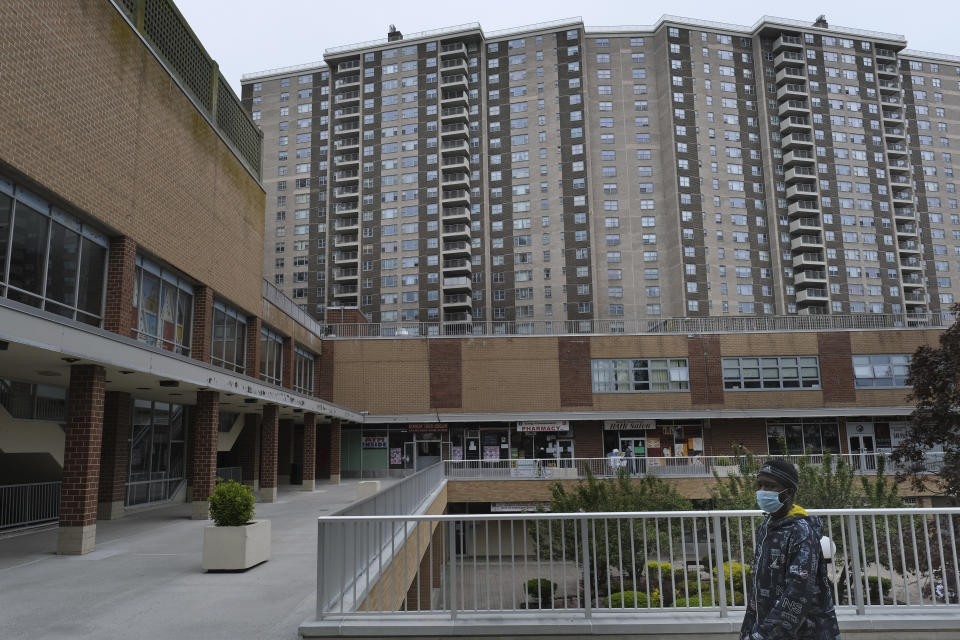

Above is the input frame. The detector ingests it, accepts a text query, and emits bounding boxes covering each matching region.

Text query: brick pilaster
[237,413,260,489]
[317,340,335,399]
[58,364,106,555]
[281,336,295,389]
[191,285,213,364]
[302,412,316,490]
[312,356,324,399]
[189,390,220,519]
[103,236,137,338]
[327,418,341,483]
[97,391,132,520]
[260,404,279,501]
[244,315,262,378]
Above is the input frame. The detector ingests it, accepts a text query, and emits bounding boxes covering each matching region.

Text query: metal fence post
[316,520,326,620]
[448,520,458,620]
[712,514,729,618]
[846,513,866,615]
[580,517,592,619]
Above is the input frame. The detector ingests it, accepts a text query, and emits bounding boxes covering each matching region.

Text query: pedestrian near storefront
[740,459,841,640]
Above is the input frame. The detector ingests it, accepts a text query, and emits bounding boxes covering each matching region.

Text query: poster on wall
[647,437,661,449]
[451,446,463,461]
[363,436,387,449]
[483,446,500,460]
[390,448,403,465]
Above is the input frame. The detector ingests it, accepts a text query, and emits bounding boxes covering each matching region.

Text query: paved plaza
[0,481,395,640]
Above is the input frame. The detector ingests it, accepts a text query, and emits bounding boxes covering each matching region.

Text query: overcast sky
[173,0,960,93]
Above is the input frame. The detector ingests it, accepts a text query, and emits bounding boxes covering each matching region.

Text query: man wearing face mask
[739,459,841,640]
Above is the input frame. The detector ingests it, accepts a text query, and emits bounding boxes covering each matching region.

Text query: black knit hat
[758,459,799,490]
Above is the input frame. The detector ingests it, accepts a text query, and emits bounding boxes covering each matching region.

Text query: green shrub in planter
[645,561,673,578]
[713,561,751,587]
[526,578,557,602]
[674,590,744,607]
[208,479,255,527]
[608,589,660,608]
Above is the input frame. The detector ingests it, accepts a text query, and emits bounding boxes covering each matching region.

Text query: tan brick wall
[0,0,265,314]
[460,338,562,412]
[331,340,431,413]
[258,300,324,354]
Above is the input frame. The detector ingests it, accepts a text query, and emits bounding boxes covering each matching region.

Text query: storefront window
[127,400,186,506]
[132,256,193,355]
[766,418,840,455]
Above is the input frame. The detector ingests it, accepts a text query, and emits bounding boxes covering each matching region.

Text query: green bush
[645,561,673,577]
[865,576,894,603]
[713,561,751,588]
[674,590,744,607]
[208,479,255,527]
[608,589,660,608]
[526,578,557,602]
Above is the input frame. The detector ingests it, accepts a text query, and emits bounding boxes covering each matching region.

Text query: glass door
[619,437,646,475]
[847,421,877,472]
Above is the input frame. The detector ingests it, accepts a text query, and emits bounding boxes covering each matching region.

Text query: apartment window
[591,358,690,393]
[293,346,315,395]
[259,327,285,386]
[0,183,108,326]
[132,256,193,356]
[722,356,820,390]
[852,354,911,388]
[210,301,247,374]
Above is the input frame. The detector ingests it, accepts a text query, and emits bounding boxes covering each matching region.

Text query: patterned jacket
[740,505,841,640]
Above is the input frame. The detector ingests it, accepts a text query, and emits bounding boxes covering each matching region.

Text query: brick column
[302,412,316,491]
[191,285,213,364]
[278,419,294,485]
[327,418,341,484]
[260,404,279,502]
[103,236,137,338]
[97,391,131,520]
[237,413,260,491]
[281,336,295,389]
[312,356,324,399]
[58,364,106,555]
[190,390,220,520]
[245,315,262,378]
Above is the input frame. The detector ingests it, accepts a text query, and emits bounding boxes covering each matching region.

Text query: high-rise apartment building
[242,16,960,332]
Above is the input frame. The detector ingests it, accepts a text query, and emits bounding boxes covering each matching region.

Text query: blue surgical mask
[756,489,785,513]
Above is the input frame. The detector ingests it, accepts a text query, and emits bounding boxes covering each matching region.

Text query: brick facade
[58,364,106,554]
[97,391,132,519]
[573,421,603,458]
[709,418,769,457]
[818,332,857,403]
[260,404,279,500]
[327,419,342,481]
[302,412,316,490]
[103,236,137,338]
[191,285,213,364]
[558,337,592,407]
[688,335,724,405]
[429,340,461,409]
[237,413,261,488]
[317,340,335,399]
[281,336,294,390]
[190,390,220,519]
[245,315,262,379]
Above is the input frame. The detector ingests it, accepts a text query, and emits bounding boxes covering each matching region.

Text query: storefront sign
[491,502,547,513]
[407,422,449,433]
[604,420,657,431]
[362,436,387,449]
[516,420,570,432]
[389,448,403,465]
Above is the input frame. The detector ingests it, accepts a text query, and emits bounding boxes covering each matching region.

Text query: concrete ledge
[57,524,96,555]
[300,608,960,639]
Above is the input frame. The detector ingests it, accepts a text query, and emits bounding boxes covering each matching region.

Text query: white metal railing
[324,23,482,56]
[315,507,960,620]
[262,279,327,339]
[444,453,944,480]
[319,312,955,339]
[0,481,61,530]
[333,462,445,517]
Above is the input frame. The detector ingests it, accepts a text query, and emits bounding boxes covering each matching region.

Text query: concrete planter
[202,519,271,571]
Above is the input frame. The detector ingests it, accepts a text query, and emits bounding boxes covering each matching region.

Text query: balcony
[441,189,471,205]
[788,217,820,234]
[334,152,360,166]
[333,218,358,231]
[781,132,813,148]
[793,270,826,286]
[334,233,359,248]
[442,312,472,323]
[441,139,470,154]
[878,80,899,92]
[888,159,910,172]
[333,251,358,263]
[886,142,908,157]
[440,74,468,90]
[776,83,807,100]
[333,169,359,183]
[441,155,470,172]
[784,166,816,182]
[773,34,803,51]
[778,99,810,117]
[898,239,921,254]
[439,42,466,57]
[876,48,897,61]
[440,91,469,108]
[783,149,815,165]
[773,50,805,68]
[334,75,360,89]
[442,223,471,240]
[333,137,359,151]
[334,267,358,280]
[790,234,823,251]
[442,293,471,306]
[877,64,898,77]
[441,241,470,256]
[441,106,469,123]
[333,201,358,215]
[793,252,825,267]
[333,121,359,135]
[441,172,470,188]
[890,175,910,186]
[775,66,805,85]
[442,206,471,222]
[332,186,358,199]
[787,200,820,216]
[904,291,927,303]
[882,111,902,124]
[785,183,817,199]
[780,115,811,134]
[336,59,360,72]
[902,273,924,288]
[884,127,905,140]
[894,206,914,220]
[333,91,359,104]
[331,283,358,296]
[901,256,922,271]
[442,275,471,290]
[440,123,469,139]
[440,58,468,73]
[796,288,828,303]
[896,223,918,236]
[442,258,471,273]
[892,190,913,204]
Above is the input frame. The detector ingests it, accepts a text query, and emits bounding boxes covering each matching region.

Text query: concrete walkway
[0,480,395,640]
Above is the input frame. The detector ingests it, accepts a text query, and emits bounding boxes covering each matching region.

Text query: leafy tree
[891,302,960,500]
